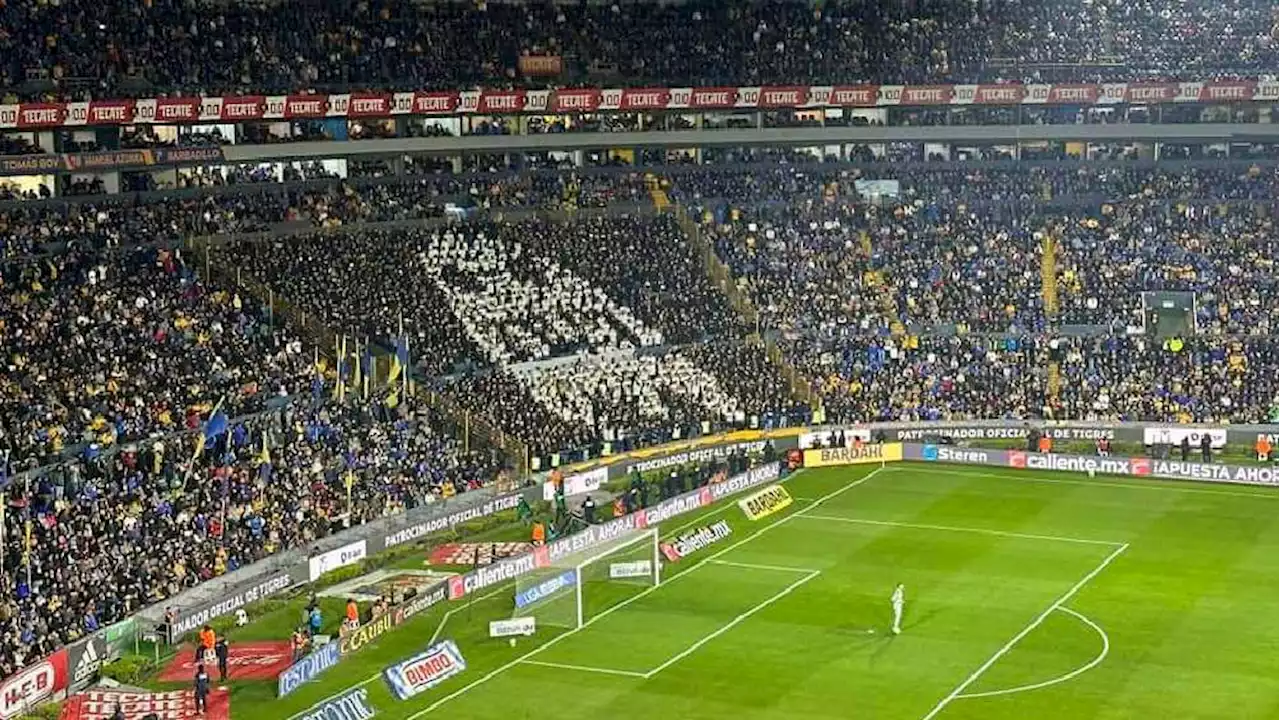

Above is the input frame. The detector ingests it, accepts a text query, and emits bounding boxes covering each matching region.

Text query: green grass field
[178,463,1277,720]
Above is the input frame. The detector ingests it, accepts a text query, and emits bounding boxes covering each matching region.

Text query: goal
[512,527,661,630]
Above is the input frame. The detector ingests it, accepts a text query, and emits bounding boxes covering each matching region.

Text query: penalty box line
[406,465,885,719]
[520,561,823,679]
[919,542,1130,720]
[798,514,1127,548]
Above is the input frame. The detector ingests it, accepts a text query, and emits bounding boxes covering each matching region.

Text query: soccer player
[891,583,905,635]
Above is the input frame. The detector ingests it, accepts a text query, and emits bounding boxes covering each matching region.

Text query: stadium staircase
[1041,232,1062,401]
[665,194,814,406]
[645,173,670,212]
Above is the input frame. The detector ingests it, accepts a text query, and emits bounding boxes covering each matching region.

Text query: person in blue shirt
[308,606,322,637]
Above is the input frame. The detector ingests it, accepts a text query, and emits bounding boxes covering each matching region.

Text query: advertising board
[383,641,467,700]
[309,541,368,582]
[738,484,793,521]
[277,642,341,698]
[803,443,903,468]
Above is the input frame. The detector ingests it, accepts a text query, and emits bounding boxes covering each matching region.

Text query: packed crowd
[0,246,314,469]
[0,392,500,678]
[216,216,796,455]
[0,0,1273,99]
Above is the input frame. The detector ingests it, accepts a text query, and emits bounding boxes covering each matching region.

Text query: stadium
[0,1,1276,719]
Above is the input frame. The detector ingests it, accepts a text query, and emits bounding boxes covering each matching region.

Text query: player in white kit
[891,583,905,635]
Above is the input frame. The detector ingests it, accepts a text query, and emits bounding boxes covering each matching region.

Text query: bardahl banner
[738,484,794,521]
[803,443,904,468]
[0,80,1272,129]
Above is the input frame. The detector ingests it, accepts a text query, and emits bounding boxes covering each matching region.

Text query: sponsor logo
[58,689,230,720]
[803,443,904,467]
[514,570,577,610]
[1131,458,1152,476]
[543,467,607,500]
[393,583,449,625]
[922,444,940,461]
[71,638,103,688]
[383,494,522,548]
[309,541,368,582]
[660,520,732,562]
[0,652,66,719]
[157,641,292,683]
[383,641,467,700]
[630,441,766,474]
[609,561,653,579]
[1142,427,1227,449]
[1151,461,1277,486]
[488,618,536,638]
[339,615,394,656]
[297,688,375,720]
[738,485,793,521]
[171,574,294,637]
[277,642,341,697]
[935,447,990,464]
[1008,451,1027,469]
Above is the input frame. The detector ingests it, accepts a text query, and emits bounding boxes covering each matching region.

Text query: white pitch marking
[708,559,821,574]
[405,466,884,719]
[518,659,647,678]
[799,514,1125,547]
[956,606,1110,700]
[919,543,1129,720]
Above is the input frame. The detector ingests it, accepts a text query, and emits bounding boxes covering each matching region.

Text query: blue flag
[204,411,229,441]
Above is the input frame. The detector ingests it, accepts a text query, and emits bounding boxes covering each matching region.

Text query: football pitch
[256,463,1277,720]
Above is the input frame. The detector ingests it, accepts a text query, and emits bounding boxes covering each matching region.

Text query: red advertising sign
[0,649,68,719]
[551,89,600,113]
[217,96,266,121]
[476,91,526,114]
[0,78,1268,130]
[85,101,135,125]
[16,103,65,129]
[413,92,460,115]
[153,98,202,123]
[59,690,229,720]
[283,95,329,118]
[156,642,292,682]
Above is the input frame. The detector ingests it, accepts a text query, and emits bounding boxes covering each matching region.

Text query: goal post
[512,527,661,630]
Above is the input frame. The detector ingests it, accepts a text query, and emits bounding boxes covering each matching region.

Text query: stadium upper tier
[0,0,1275,102]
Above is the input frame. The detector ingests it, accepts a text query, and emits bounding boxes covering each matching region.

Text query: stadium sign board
[277,642,341,698]
[383,641,467,700]
[295,688,375,720]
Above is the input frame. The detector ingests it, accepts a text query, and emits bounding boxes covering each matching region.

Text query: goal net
[512,527,661,630]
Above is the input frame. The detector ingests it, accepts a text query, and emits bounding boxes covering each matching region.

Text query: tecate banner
[383,640,467,700]
[296,687,376,720]
[488,618,536,638]
[513,570,578,610]
[277,642,341,698]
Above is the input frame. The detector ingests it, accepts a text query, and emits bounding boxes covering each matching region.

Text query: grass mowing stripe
[798,514,1126,547]
[957,606,1110,700]
[640,569,821,679]
[405,465,886,719]
[920,542,1130,720]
